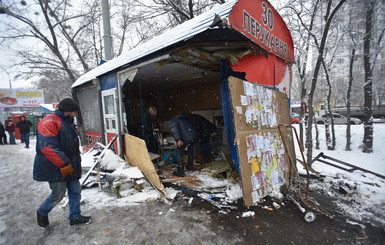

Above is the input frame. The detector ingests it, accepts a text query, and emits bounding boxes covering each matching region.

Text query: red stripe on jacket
[37,115,62,137]
[37,114,65,168]
[41,146,66,168]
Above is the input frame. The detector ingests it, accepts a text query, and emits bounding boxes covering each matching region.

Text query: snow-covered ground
[294,123,385,227]
[80,123,385,228]
[0,122,383,238]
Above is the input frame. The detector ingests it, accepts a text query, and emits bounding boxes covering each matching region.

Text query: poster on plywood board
[228,76,296,207]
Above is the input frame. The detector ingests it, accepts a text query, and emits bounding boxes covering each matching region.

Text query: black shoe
[37,210,49,228]
[70,215,92,225]
[173,171,185,177]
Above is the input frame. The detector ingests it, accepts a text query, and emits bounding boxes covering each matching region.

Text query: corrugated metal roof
[72,0,238,88]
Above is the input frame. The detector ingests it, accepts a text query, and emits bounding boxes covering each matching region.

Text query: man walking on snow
[34,98,92,227]
[16,115,32,148]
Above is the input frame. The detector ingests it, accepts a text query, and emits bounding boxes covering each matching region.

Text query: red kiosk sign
[229,0,295,63]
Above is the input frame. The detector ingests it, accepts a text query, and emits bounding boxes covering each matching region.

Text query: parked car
[291,113,300,124]
[373,117,385,123]
[316,113,361,125]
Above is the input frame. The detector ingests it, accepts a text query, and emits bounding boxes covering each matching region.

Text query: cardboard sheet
[123,134,169,199]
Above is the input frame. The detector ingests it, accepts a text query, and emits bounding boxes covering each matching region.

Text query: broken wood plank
[181,180,202,187]
[161,176,199,183]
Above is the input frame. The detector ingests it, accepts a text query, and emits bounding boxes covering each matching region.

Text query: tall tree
[320,56,336,150]
[362,0,385,152]
[345,47,355,151]
[344,3,362,151]
[304,0,346,163]
[284,0,346,162]
[282,0,320,146]
[0,0,103,101]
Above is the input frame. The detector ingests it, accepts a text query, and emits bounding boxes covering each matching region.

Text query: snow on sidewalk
[294,123,385,227]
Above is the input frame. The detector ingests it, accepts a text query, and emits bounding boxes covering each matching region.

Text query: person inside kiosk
[138,106,159,154]
[168,113,217,177]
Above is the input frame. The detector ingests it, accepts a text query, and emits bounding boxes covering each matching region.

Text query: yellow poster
[251,158,260,173]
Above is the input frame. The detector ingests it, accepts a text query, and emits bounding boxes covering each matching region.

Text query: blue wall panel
[100,73,117,91]
[220,60,246,174]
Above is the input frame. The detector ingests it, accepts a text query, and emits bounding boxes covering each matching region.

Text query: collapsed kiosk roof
[72,0,294,89]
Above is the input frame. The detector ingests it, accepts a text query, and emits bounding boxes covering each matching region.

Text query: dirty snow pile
[80,148,179,208]
[191,171,243,201]
[294,124,385,227]
[81,148,127,171]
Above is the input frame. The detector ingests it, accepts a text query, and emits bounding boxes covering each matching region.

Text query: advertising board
[0,88,44,107]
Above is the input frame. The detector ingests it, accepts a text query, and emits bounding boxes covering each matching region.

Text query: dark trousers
[38,179,81,220]
[0,133,7,144]
[175,143,195,174]
[143,132,159,154]
[21,132,30,147]
[199,135,212,163]
[8,131,15,144]
[200,134,211,155]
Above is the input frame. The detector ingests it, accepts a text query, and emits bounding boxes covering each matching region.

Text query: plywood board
[228,76,296,207]
[123,134,169,198]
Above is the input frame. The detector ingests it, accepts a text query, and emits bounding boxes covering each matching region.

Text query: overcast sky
[0,45,26,89]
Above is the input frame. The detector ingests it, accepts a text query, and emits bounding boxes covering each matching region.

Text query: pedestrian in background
[34,98,92,227]
[0,122,7,145]
[5,117,16,144]
[16,115,32,148]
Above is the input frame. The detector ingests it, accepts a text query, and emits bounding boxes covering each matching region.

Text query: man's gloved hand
[60,164,74,177]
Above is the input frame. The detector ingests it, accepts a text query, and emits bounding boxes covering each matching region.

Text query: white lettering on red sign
[242,2,288,59]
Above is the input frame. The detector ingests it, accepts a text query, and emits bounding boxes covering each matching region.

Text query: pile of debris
[80,136,243,211]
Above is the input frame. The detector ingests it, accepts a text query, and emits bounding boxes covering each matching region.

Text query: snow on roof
[72,0,238,88]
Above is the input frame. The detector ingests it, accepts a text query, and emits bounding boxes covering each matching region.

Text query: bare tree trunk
[362,0,374,153]
[290,0,320,147]
[321,57,335,150]
[346,48,355,151]
[306,0,346,164]
[299,71,307,147]
[314,114,320,150]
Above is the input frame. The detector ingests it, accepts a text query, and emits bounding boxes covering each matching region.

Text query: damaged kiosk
[72,0,297,208]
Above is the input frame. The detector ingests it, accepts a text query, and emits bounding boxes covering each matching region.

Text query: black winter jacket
[185,114,217,139]
[16,120,32,134]
[168,114,199,144]
[138,111,154,138]
[0,122,5,135]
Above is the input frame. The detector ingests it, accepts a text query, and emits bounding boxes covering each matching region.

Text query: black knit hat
[58,98,79,112]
